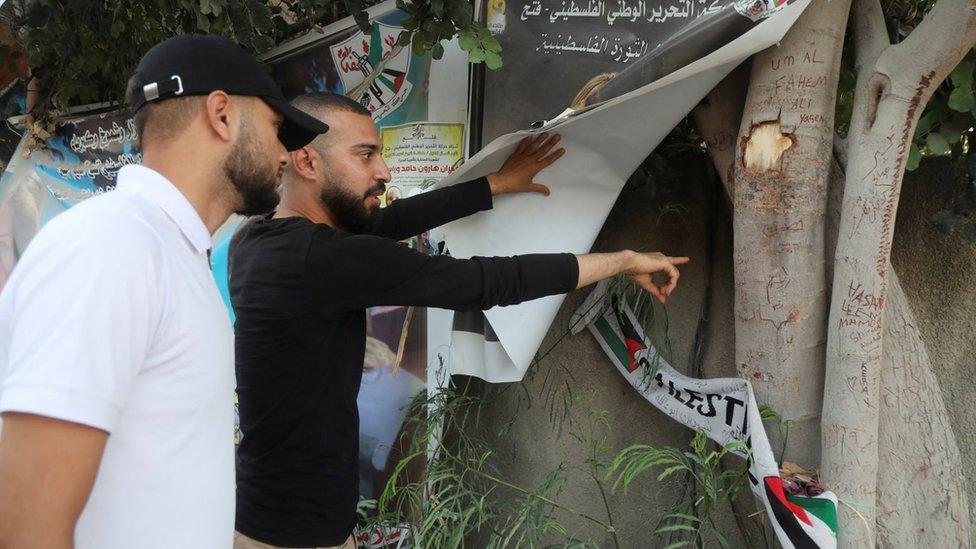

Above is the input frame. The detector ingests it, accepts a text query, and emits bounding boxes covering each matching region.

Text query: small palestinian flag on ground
[764,477,839,549]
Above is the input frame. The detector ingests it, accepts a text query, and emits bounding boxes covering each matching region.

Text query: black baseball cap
[129,34,328,151]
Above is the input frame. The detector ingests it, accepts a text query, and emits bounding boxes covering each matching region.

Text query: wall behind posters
[479,0,782,141]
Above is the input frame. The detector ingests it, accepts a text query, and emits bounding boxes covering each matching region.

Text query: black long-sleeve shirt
[230,178,578,546]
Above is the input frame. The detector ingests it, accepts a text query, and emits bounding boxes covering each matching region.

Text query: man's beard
[224,117,281,217]
[320,174,384,234]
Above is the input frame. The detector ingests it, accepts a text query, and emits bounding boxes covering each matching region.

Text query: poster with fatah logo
[269,6,430,127]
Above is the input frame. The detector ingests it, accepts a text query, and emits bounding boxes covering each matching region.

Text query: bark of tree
[826,158,970,548]
[696,7,972,541]
[730,0,851,466]
[692,62,749,202]
[875,272,970,546]
[822,0,976,544]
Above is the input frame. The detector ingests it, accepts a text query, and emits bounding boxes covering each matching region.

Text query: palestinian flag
[573,283,839,549]
[611,296,646,373]
[764,478,839,549]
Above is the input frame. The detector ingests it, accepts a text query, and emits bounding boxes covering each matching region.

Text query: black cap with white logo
[129,34,327,151]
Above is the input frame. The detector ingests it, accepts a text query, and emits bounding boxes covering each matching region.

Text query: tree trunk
[731,0,851,465]
[698,7,972,540]
[825,156,971,547]
[822,0,976,544]
[875,271,971,547]
[692,62,749,202]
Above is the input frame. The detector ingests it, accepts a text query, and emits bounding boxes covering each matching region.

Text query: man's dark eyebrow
[351,143,380,152]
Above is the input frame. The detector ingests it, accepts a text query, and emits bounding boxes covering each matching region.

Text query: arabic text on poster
[381,122,464,202]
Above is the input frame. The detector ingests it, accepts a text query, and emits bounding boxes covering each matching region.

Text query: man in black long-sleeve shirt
[230,92,689,548]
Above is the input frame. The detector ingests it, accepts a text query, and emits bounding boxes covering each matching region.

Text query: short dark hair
[290,92,371,119]
[125,75,205,149]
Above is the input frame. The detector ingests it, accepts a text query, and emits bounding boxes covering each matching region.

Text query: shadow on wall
[891,157,976,534]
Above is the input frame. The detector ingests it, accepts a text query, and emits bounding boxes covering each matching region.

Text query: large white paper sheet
[434,0,810,382]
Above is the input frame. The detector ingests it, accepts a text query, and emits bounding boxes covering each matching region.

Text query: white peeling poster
[434,0,810,383]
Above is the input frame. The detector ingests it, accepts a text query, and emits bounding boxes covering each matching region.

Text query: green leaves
[926,131,951,155]
[457,29,478,51]
[17,0,504,130]
[948,86,975,112]
[837,39,976,173]
[411,29,426,56]
[901,50,976,171]
[366,385,621,548]
[941,117,970,145]
[607,430,751,547]
[759,403,782,423]
[453,25,503,67]
[395,1,501,68]
[431,0,445,17]
[950,60,974,91]
[485,51,503,69]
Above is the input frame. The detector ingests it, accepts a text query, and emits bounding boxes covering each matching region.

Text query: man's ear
[204,91,234,143]
[291,146,318,180]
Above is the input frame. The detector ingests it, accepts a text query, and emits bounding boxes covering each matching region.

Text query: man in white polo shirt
[0,35,327,549]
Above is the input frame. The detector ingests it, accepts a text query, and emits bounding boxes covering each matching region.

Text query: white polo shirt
[0,165,235,548]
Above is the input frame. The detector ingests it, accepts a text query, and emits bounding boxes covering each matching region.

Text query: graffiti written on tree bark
[769,49,825,71]
[874,71,937,279]
[839,279,884,357]
[838,74,939,388]
[747,49,830,115]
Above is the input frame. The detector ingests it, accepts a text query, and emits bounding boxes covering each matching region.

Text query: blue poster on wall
[0,108,142,286]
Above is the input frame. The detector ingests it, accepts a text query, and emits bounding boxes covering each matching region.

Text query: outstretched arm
[308,228,688,311]
[370,133,564,240]
[368,177,493,240]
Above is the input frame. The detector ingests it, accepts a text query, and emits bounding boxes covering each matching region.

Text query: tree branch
[833,137,849,171]
[824,154,970,546]
[824,2,976,544]
[852,0,890,72]
[881,0,976,87]
[692,62,750,204]
[846,0,893,140]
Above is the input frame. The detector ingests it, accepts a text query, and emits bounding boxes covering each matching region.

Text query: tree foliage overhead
[6,0,971,170]
[3,0,498,123]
